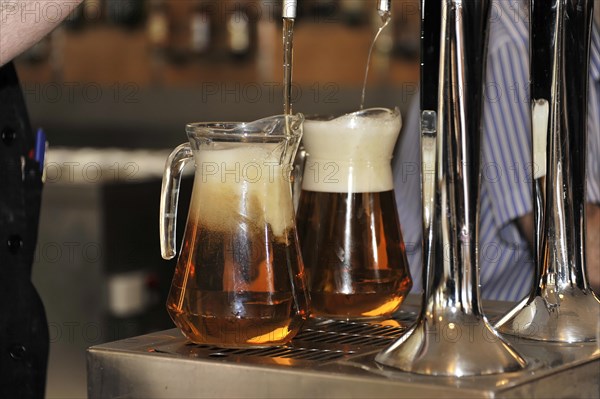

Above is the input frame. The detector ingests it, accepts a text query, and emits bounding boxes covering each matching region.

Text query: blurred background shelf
[16,0,419,149]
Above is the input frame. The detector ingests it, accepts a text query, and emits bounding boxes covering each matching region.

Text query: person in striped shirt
[393,0,600,301]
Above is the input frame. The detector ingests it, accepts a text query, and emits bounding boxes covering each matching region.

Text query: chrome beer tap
[375,0,527,376]
[282,0,296,116]
[282,0,297,19]
[377,0,391,19]
[496,0,600,342]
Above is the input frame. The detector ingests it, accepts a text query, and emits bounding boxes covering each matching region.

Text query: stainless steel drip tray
[87,306,600,399]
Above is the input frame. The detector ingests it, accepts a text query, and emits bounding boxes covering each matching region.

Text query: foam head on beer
[301,107,402,193]
[191,142,294,239]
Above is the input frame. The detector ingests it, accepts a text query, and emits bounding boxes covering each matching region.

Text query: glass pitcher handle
[160,143,194,260]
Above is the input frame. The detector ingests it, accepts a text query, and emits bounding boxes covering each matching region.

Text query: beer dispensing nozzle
[377,0,391,20]
[283,0,297,19]
[282,0,296,116]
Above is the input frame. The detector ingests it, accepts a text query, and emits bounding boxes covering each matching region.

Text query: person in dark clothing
[0,61,48,398]
[1,1,83,396]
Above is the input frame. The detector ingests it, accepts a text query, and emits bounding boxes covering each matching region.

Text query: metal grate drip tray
[154,317,409,365]
[292,318,406,349]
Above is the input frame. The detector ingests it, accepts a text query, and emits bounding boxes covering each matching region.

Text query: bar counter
[87,296,600,398]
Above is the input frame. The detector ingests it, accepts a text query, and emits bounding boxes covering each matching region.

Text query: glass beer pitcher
[160,114,309,347]
[296,108,412,319]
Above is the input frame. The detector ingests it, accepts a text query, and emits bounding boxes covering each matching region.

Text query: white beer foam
[189,143,294,238]
[301,108,402,193]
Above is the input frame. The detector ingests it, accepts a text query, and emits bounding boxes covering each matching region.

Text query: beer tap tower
[496,0,600,342]
[376,0,527,376]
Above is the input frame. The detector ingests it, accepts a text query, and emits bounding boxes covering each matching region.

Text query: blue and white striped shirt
[393,0,600,301]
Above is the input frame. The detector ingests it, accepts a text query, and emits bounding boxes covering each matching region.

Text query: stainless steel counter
[87,298,600,398]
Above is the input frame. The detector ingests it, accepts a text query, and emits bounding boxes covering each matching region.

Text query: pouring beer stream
[283,0,296,119]
[360,0,392,110]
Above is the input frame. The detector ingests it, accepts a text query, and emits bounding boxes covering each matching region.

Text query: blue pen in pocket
[35,128,47,180]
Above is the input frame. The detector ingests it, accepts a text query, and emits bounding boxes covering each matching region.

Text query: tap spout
[283,0,297,19]
[377,0,392,20]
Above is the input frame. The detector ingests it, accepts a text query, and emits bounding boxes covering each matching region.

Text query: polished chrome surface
[419,0,441,279]
[497,0,600,343]
[377,0,392,18]
[282,0,297,19]
[88,299,600,399]
[375,0,527,376]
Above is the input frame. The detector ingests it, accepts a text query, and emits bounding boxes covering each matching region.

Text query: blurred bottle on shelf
[147,0,169,51]
[339,0,366,26]
[227,8,252,60]
[106,0,145,28]
[190,1,213,56]
[147,0,169,84]
[257,0,277,81]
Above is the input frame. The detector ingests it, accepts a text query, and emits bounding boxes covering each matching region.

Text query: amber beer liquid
[167,144,308,347]
[296,109,412,319]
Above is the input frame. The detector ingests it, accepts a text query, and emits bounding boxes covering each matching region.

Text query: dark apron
[0,62,48,398]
